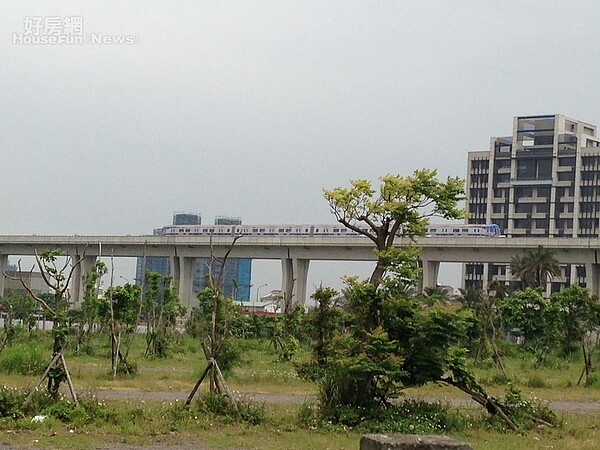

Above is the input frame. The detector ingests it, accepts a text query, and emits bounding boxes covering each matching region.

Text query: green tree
[72,260,107,355]
[0,293,37,340]
[500,288,562,367]
[550,285,600,384]
[104,283,141,376]
[314,171,528,429]
[0,293,36,350]
[458,284,507,376]
[306,287,342,367]
[315,279,476,420]
[6,249,83,399]
[142,271,184,358]
[510,246,561,289]
[323,169,464,287]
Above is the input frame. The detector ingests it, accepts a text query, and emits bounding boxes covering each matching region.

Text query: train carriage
[159,223,502,238]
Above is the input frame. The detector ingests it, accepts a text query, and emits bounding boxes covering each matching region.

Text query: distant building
[135,214,252,302]
[3,264,50,297]
[465,114,600,291]
[173,212,202,226]
[215,216,242,225]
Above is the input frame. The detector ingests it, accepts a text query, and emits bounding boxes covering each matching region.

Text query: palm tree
[510,245,561,289]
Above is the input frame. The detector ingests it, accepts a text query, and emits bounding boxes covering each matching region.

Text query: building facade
[465,114,600,290]
[135,213,252,302]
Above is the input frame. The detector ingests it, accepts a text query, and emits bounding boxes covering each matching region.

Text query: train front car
[424,224,502,237]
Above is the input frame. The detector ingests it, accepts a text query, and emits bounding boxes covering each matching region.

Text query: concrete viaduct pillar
[420,259,440,293]
[171,256,196,310]
[0,253,7,298]
[281,258,310,306]
[586,263,600,298]
[71,255,97,308]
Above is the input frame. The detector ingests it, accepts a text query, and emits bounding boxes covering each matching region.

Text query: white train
[424,223,501,237]
[159,223,501,238]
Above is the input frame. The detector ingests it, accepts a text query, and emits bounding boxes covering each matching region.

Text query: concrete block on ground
[360,434,473,450]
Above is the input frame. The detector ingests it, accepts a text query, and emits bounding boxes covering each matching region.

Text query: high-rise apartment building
[135,214,252,302]
[465,114,600,290]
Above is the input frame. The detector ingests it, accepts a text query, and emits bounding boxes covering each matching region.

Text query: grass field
[2,332,600,449]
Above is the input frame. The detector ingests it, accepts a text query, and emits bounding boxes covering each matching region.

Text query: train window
[285,228,291,232]
[333,229,339,233]
[278,228,284,232]
[462,229,469,233]
[259,228,265,232]
[453,229,460,233]
[429,228,437,233]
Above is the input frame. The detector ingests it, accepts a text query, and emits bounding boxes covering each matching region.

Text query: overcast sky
[3,1,600,295]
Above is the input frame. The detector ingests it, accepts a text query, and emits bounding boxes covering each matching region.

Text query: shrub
[43,400,90,425]
[487,387,557,431]
[278,336,300,362]
[298,397,468,434]
[215,338,243,376]
[0,343,47,375]
[526,373,548,388]
[194,392,265,425]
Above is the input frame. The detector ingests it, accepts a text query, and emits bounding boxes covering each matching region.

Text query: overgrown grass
[0,343,47,375]
[3,331,600,448]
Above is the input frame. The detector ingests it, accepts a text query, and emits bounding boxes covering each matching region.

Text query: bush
[194,392,265,425]
[0,343,47,375]
[298,398,468,434]
[43,400,90,425]
[215,338,243,376]
[0,385,122,427]
[487,387,557,431]
[526,373,548,388]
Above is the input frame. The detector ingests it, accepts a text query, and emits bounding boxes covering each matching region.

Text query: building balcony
[511,178,553,185]
[531,213,549,219]
[556,165,575,172]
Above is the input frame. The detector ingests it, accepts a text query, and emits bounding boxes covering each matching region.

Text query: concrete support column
[420,259,440,293]
[71,255,97,308]
[586,263,600,298]
[172,256,196,310]
[0,253,8,298]
[170,256,181,288]
[281,258,310,306]
[293,258,310,306]
[282,258,294,304]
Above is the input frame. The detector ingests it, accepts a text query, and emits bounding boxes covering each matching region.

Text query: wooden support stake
[185,360,213,406]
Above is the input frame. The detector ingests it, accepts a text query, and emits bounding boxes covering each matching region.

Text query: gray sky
[3,1,600,296]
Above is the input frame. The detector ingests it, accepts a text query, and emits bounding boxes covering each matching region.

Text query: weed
[0,343,47,375]
[193,392,266,425]
[526,373,548,388]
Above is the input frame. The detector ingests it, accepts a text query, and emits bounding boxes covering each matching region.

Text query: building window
[581,186,594,197]
[536,203,550,213]
[515,187,533,199]
[558,171,575,182]
[514,219,529,229]
[582,171,595,182]
[537,187,551,198]
[515,203,532,214]
[516,158,552,180]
